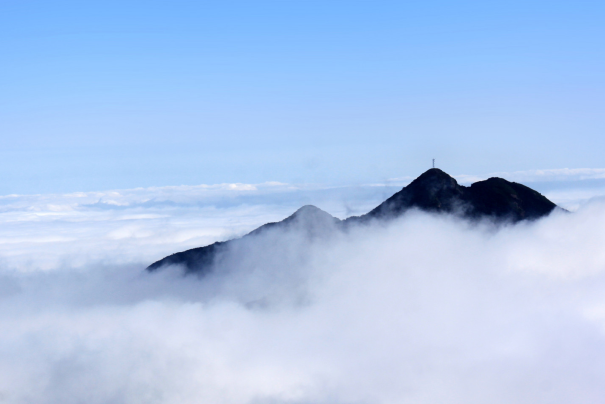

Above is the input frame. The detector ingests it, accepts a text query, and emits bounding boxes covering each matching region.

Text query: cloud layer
[0,181,397,271]
[2,172,605,271]
[2,183,605,403]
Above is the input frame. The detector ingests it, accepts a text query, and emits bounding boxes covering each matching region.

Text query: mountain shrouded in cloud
[3,196,605,404]
[148,168,559,274]
[3,171,605,403]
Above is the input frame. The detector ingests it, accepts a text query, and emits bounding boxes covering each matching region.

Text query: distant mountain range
[147,168,559,275]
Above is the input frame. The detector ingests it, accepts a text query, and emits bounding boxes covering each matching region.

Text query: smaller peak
[480,176,509,183]
[294,205,323,215]
[289,205,335,221]
[469,177,513,189]
[287,205,339,226]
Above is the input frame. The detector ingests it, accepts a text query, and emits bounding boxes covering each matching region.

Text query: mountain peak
[413,168,454,182]
[358,168,463,220]
[357,169,556,223]
[276,205,338,226]
[407,168,459,192]
[292,204,327,217]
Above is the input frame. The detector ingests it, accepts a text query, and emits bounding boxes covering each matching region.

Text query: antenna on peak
[432,159,435,168]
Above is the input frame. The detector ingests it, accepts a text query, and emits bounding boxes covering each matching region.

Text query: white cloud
[2,190,605,403]
[3,172,605,271]
[0,181,397,271]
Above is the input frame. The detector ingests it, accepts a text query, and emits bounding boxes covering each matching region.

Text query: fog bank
[2,196,605,403]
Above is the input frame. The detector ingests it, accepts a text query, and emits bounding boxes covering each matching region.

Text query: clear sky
[1,0,604,194]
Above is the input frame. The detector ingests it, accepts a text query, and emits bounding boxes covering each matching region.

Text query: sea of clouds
[1,172,605,404]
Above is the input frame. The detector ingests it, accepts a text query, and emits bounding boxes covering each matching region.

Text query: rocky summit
[147,169,559,274]
[347,168,557,223]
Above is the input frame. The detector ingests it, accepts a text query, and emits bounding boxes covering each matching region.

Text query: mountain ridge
[147,168,558,274]
[345,168,557,223]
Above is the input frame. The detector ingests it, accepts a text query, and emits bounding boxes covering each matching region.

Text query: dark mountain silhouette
[147,204,340,275]
[346,168,557,223]
[147,169,558,274]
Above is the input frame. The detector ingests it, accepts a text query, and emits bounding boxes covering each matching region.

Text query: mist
[2,189,605,403]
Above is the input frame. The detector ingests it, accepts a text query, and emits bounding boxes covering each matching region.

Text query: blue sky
[1,0,604,194]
